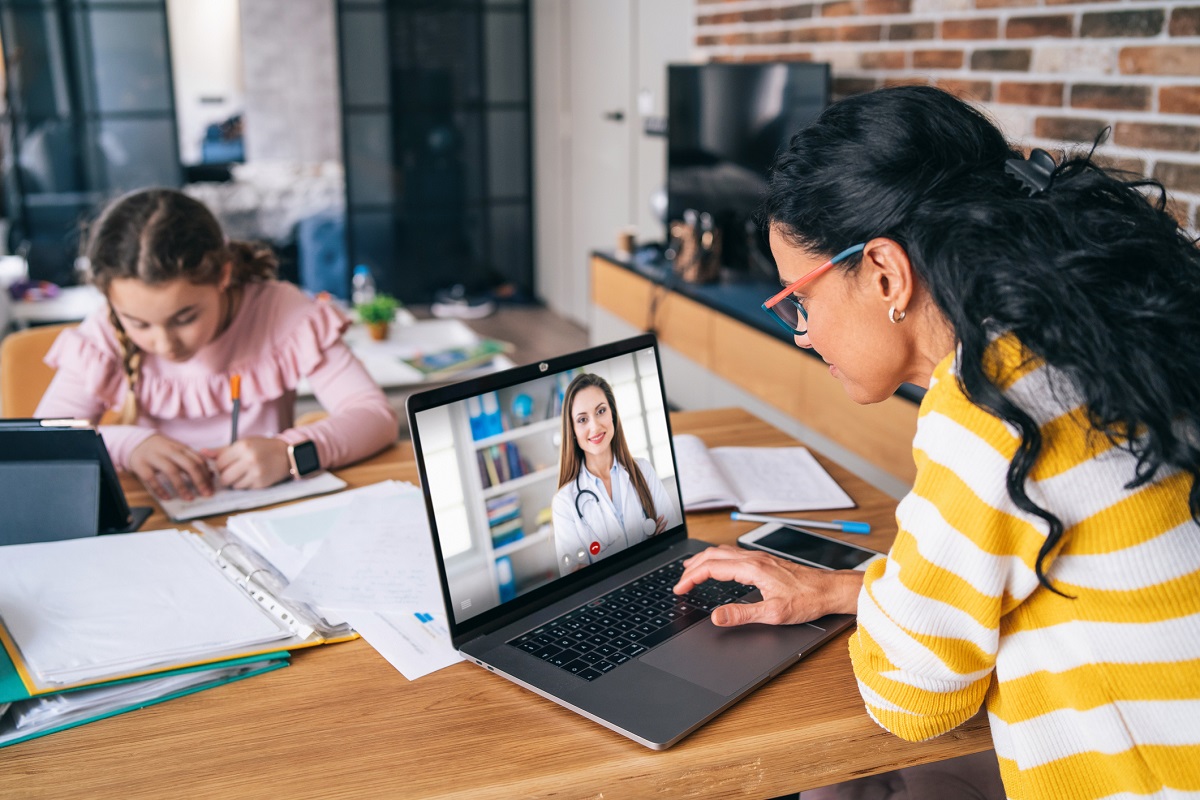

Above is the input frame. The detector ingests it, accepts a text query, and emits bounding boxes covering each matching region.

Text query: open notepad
[153,471,347,522]
[672,433,855,513]
[0,529,352,696]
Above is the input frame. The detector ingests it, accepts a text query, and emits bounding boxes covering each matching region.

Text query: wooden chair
[0,323,76,418]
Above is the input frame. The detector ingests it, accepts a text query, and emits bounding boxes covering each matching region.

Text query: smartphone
[737,524,885,571]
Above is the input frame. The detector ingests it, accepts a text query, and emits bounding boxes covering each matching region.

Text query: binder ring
[215,542,246,561]
[243,569,268,590]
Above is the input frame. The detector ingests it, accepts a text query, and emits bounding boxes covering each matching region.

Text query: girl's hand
[673,544,864,626]
[129,434,214,501]
[201,437,291,490]
[655,514,667,534]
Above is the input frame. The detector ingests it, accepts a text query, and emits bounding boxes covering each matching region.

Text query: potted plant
[355,294,401,341]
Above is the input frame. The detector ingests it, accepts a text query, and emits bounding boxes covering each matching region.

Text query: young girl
[36,188,398,499]
[674,86,1200,799]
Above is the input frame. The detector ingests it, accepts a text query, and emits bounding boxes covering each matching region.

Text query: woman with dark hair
[551,373,681,576]
[675,85,1200,799]
[36,188,397,497]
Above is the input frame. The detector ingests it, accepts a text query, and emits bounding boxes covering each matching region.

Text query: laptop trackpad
[641,619,827,697]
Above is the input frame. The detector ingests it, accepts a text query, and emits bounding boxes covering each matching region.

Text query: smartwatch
[286,440,321,480]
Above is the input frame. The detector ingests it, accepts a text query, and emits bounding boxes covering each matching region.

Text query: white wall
[238,0,341,164]
[632,0,695,243]
[533,0,696,324]
[167,0,245,166]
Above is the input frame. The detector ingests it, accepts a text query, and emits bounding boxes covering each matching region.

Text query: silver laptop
[406,334,854,749]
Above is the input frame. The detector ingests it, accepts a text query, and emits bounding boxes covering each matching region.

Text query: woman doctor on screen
[551,373,681,576]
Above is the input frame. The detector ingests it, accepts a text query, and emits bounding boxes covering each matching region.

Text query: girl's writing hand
[201,437,291,489]
[673,544,863,627]
[129,434,213,501]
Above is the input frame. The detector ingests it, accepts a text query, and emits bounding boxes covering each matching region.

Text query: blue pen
[730,511,871,535]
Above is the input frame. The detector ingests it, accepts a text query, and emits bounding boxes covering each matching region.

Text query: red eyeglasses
[761,244,865,335]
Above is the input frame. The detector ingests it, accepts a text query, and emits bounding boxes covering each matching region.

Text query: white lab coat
[550,457,681,576]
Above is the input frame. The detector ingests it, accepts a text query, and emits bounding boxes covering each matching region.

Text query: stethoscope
[564,468,655,570]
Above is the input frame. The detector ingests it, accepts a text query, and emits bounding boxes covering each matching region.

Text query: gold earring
[889,307,906,324]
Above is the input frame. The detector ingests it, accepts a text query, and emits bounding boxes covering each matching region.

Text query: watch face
[291,441,320,476]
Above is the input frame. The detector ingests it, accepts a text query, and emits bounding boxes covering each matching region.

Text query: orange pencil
[229,374,241,444]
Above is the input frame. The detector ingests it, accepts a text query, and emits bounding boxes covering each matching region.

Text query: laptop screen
[408,336,685,629]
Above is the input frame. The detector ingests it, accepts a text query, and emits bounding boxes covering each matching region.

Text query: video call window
[414,348,680,624]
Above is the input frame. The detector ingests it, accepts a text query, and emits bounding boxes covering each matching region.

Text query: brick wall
[694,0,1200,231]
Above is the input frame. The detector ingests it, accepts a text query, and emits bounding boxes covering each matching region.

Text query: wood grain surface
[0,409,991,799]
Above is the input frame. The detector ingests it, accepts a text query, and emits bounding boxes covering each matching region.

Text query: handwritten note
[280,494,442,612]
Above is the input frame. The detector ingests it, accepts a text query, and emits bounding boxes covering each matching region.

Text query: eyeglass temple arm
[762,244,867,308]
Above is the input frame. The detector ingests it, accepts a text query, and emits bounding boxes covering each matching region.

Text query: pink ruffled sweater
[36,280,398,471]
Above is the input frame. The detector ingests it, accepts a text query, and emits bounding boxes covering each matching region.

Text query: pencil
[230,373,241,444]
[730,512,871,535]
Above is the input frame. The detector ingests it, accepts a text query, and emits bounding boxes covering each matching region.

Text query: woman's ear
[860,238,915,313]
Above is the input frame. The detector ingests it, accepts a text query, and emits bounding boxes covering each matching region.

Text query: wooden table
[0,409,991,799]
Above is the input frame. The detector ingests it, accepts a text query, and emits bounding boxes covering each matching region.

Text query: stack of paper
[0,657,286,748]
[0,532,293,689]
[0,530,309,749]
[225,482,461,680]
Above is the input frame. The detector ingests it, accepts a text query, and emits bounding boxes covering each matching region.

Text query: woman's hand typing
[674,544,863,627]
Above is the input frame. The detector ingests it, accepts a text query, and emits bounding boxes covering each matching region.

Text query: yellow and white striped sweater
[848,336,1200,800]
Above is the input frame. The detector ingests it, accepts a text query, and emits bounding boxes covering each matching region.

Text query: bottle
[351,264,376,307]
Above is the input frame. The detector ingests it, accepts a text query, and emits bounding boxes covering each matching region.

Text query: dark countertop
[594,248,925,405]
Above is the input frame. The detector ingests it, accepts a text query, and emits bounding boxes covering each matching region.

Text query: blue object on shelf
[511,393,533,426]
[496,556,516,603]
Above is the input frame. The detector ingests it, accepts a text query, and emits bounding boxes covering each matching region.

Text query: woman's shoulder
[551,481,577,511]
[632,455,657,477]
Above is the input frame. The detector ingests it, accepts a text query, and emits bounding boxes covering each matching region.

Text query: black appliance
[667,62,830,275]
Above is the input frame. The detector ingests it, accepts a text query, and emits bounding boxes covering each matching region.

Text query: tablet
[0,419,152,545]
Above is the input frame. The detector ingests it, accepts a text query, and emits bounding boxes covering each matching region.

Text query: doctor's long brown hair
[557,373,657,522]
[85,188,277,424]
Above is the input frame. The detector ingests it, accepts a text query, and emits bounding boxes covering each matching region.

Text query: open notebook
[152,472,347,522]
[0,529,352,697]
[672,434,855,513]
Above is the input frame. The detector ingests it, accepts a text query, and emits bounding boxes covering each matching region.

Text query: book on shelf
[492,445,510,483]
[478,443,526,489]
[486,492,521,526]
[487,491,525,548]
[672,434,855,513]
[490,518,525,548]
[505,443,526,481]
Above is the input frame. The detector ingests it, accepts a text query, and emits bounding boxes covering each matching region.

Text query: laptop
[0,419,153,546]
[406,334,855,749]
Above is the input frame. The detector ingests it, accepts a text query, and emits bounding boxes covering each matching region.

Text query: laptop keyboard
[507,557,755,681]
